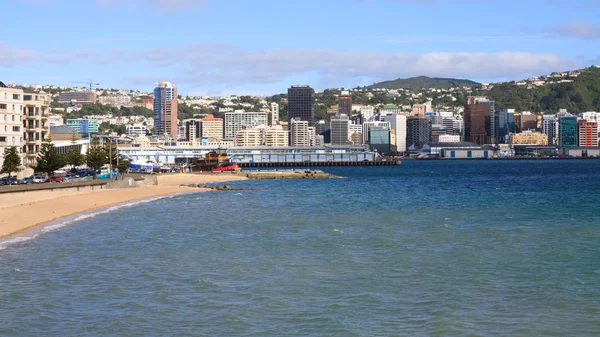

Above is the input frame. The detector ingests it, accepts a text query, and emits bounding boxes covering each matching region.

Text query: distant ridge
[368,76,481,90]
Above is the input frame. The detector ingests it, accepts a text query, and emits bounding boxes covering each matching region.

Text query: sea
[1,160,599,336]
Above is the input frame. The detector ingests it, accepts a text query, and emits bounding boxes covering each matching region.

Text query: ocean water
[1,160,600,336]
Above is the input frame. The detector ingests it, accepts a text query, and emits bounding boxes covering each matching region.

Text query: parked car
[0,177,19,185]
[75,169,96,177]
[63,173,78,182]
[32,175,48,183]
[50,176,64,183]
[19,177,34,185]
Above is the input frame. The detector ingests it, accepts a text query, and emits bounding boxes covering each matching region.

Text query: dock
[238,160,400,168]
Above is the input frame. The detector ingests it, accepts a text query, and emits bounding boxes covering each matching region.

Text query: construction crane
[70,80,99,91]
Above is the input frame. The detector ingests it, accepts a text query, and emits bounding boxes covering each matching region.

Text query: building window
[13,94,20,100]
[0,104,6,110]
[13,126,19,132]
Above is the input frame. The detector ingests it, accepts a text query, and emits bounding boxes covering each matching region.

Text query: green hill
[478,67,600,112]
[369,76,481,90]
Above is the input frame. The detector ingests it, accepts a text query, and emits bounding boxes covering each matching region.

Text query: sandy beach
[0,173,246,239]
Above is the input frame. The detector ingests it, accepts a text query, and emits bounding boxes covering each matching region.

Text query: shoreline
[0,174,247,243]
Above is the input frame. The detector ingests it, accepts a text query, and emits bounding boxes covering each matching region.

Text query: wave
[0,193,190,251]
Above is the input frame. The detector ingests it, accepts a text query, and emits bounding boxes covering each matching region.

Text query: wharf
[238,160,400,168]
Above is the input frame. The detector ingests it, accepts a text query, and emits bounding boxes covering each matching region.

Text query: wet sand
[0,174,246,239]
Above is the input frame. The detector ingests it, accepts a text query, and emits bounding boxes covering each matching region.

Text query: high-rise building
[288,85,314,125]
[201,114,224,139]
[153,82,178,139]
[330,115,350,145]
[270,102,279,125]
[406,116,432,148]
[578,120,598,147]
[264,125,288,147]
[362,121,391,144]
[497,109,515,143]
[235,128,263,147]
[411,102,432,117]
[368,126,391,154]
[314,120,331,143]
[22,92,50,166]
[464,98,492,145]
[381,113,407,153]
[542,115,559,145]
[224,111,268,139]
[338,91,352,116]
[183,119,201,142]
[515,112,537,133]
[558,115,578,147]
[360,105,374,122]
[442,117,463,136]
[0,86,24,169]
[290,119,310,147]
[58,91,96,105]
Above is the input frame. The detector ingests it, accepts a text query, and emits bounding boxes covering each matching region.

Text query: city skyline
[1,0,599,95]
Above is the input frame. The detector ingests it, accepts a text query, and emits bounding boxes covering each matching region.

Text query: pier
[239,160,400,168]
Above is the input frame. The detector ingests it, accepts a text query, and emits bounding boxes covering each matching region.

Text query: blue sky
[1,0,599,95]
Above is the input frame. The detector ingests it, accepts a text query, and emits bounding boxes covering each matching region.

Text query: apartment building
[0,85,24,169]
[22,92,51,166]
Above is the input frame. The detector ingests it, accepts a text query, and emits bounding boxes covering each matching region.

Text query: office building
[412,102,432,117]
[235,128,263,147]
[0,86,24,169]
[361,105,374,122]
[381,113,407,152]
[497,109,515,143]
[442,117,463,136]
[349,123,362,145]
[270,102,279,125]
[558,115,578,147]
[362,121,391,144]
[290,119,310,147]
[288,85,314,125]
[126,124,148,137]
[406,116,432,148]
[516,112,537,133]
[314,120,331,143]
[368,127,391,154]
[578,120,598,147]
[66,119,99,134]
[464,98,492,145]
[153,82,178,139]
[330,115,350,145]
[509,131,548,145]
[438,134,461,143]
[542,115,559,145]
[58,91,96,105]
[201,114,224,139]
[224,111,268,139]
[183,119,202,142]
[338,91,352,116]
[264,125,288,147]
[22,92,50,166]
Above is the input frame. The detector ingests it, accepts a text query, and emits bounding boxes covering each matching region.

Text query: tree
[35,136,65,177]
[86,147,107,178]
[117,157,131,174]
[64,132,84,170]
[1,147,22,179]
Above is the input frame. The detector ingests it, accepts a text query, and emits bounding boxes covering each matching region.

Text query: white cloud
[0,43,35,66]
[96,0,207,13]
[118,44,583,87]
[545,20,600,40]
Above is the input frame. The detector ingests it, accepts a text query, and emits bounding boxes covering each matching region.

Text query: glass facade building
[559,116,577,147]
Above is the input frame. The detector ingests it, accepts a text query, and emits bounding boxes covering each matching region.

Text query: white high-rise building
[224,111,268,139]
[0,86,24,170]
[360,105,374,122]
[381,113,407,153]
[270,102,279,125]
[290,119,310,147]
[542,114,559,145]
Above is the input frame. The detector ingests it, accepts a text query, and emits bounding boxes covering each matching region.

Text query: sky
[1,0,599,96]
